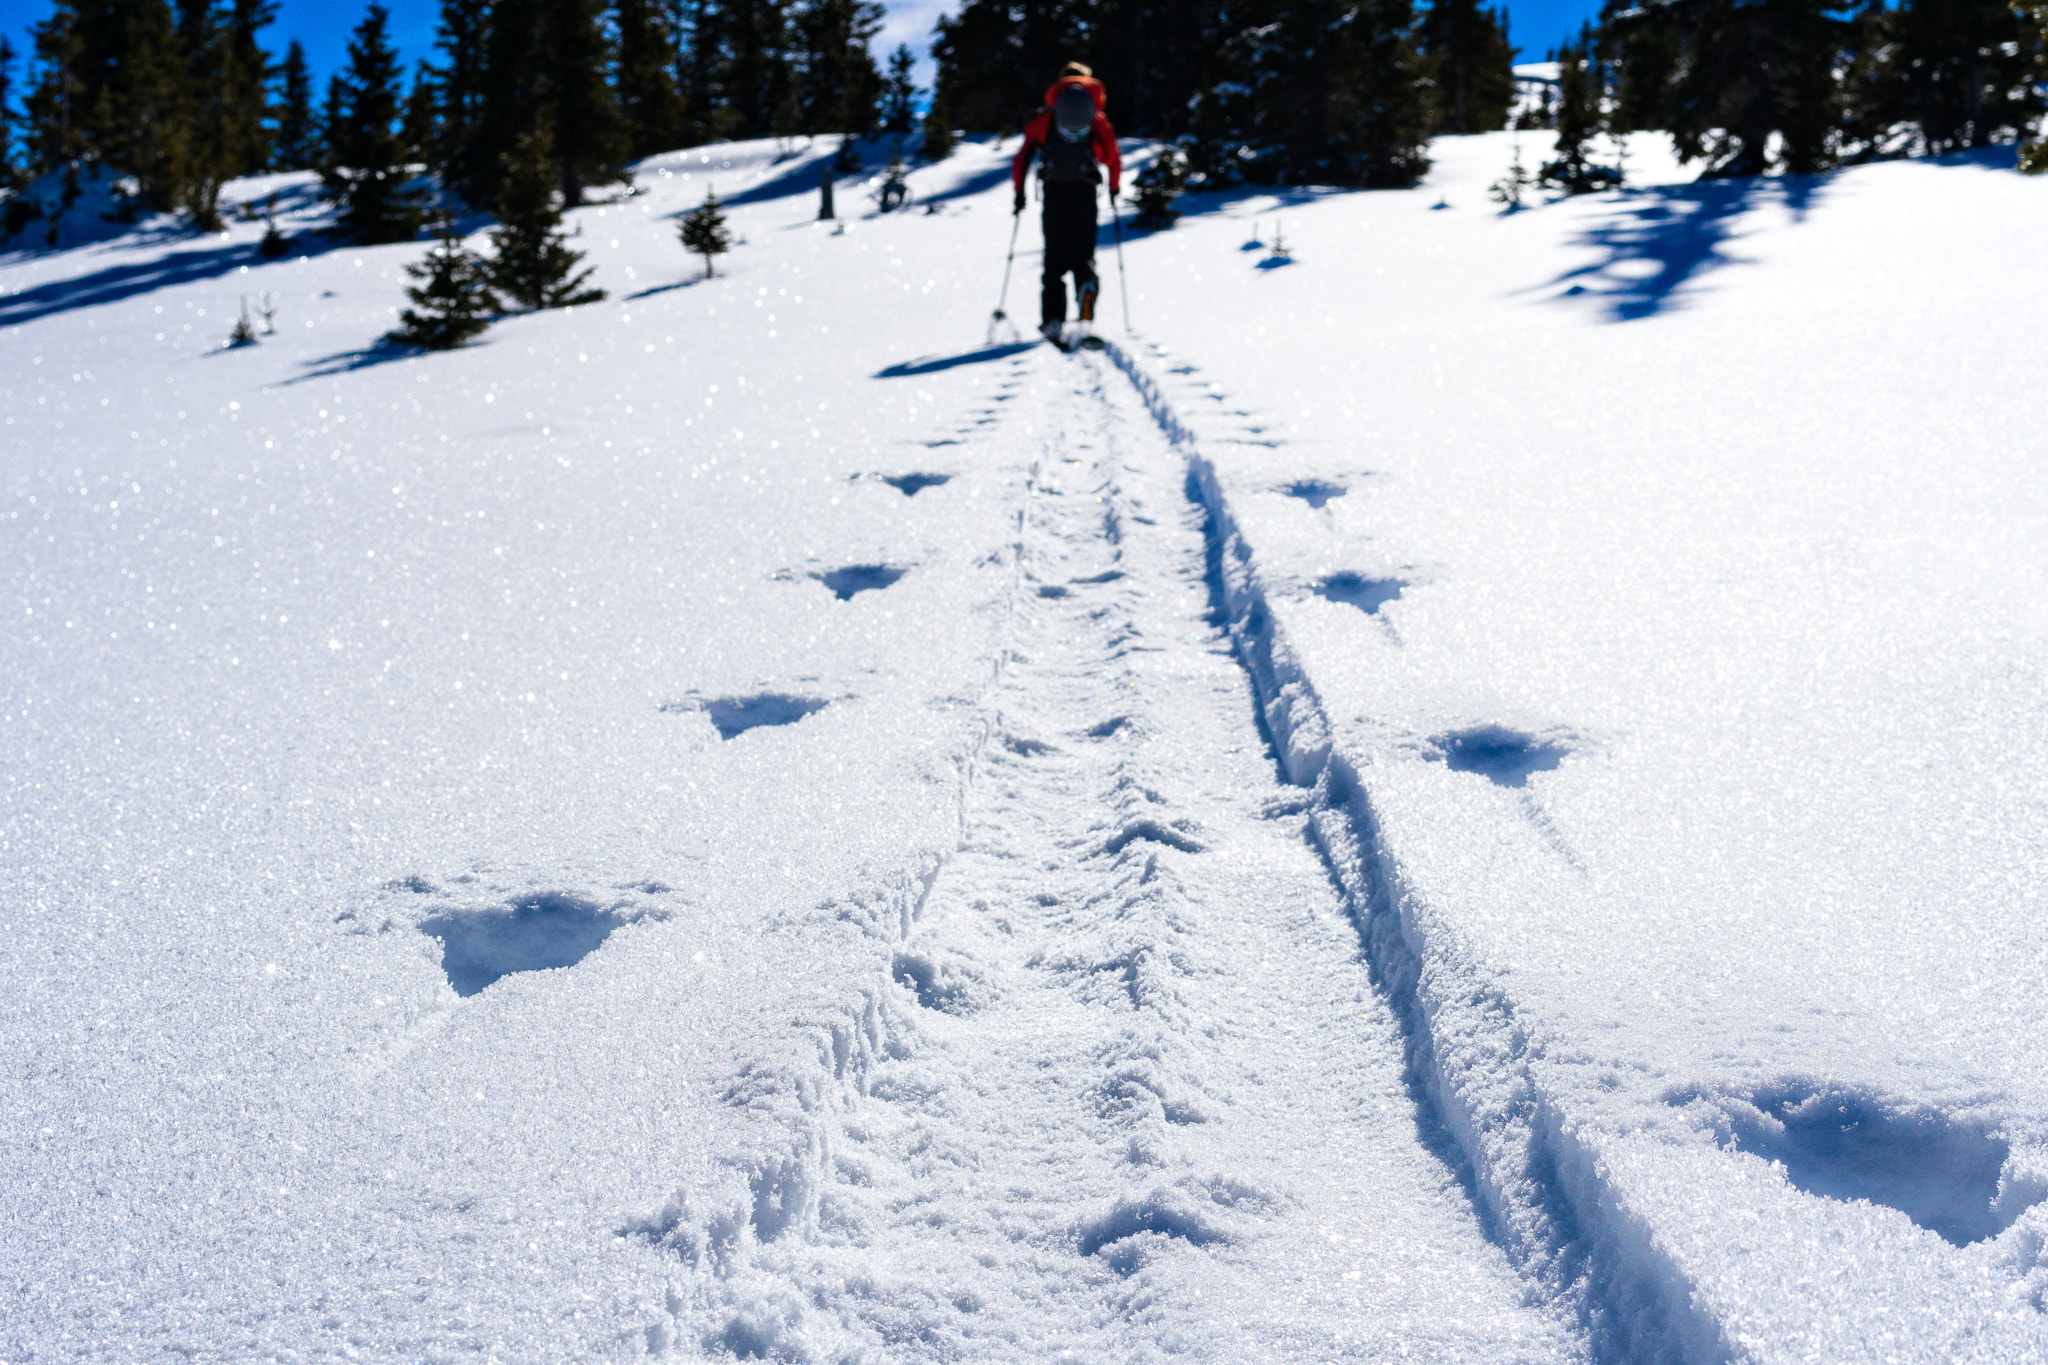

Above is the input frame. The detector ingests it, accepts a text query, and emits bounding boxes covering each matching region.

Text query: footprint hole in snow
[814,563,906,601]
[1314,572,1404,615]
[879,471,950,496]
[1281,478,1347,509]
[1077,1186,1233,1262]
[1676,1083,2043,1246]
[1431,725,1569,788]
[419,892,629,997]
[671,693,831,740]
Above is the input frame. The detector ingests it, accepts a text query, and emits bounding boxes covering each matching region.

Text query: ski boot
[1078,281,1099,323]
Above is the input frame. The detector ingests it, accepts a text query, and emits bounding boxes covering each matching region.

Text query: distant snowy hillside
[4,130,2046,1364]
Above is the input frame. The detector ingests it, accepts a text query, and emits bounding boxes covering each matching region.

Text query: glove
[1013,189,1026,215]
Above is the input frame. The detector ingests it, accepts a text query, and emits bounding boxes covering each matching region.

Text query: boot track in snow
[636,345,1589,1361]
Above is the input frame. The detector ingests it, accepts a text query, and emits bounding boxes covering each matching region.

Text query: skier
[1012,63,1122,347]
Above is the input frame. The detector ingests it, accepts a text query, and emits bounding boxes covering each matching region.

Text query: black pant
[1040,182,1099,326]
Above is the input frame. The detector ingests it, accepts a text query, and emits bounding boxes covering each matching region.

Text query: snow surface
[4,131,2046,1363]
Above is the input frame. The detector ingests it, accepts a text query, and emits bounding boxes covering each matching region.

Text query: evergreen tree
[1617,0,1852,177]
[931,0,1089,135]
[1190,0,1434,189]
[176,0,233,229]
[324,3,424,243]
[919,96,956,161]
[1596,0,1680,135]
[675,0,730,145]
[220,0,276,175]
[792,0,884,135]
[400,63,439,164]
[474,0,628,208]
[29,0,189,211]
[678,185,730,276]
[1542,26,1613,190]
[880,43,916,134]
[1868,0,2044,155]
[1419,0,1516,134]
[0,37,18,191]
[433,0,493,202]
[489,123,603,307]
[389,207,498,347]
[615,0,682,158]
[318,70,345,164]
[272,39,316,169]
[1129,144,1186,228]
[718,0,798,140]
[544,0,628,203]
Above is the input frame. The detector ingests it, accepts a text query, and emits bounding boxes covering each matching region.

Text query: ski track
[640,343,1582,1361]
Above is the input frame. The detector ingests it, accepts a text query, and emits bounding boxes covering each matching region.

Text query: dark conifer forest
[0,0,2042,239]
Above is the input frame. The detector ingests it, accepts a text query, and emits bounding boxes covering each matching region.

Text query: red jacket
[1012,83,1121,197]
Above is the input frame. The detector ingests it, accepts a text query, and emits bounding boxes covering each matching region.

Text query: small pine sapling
[256,292,278,334]
[1130,147,1187,230]
[1489,141,1534,209]
[389,210,498,349]
[489,125,604,310]
[258,195,290,258]
[834,134,862,174]
[679,189,731,278]
[227,297,260,348]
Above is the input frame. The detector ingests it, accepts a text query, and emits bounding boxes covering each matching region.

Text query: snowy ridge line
[1100,336,1718,1365]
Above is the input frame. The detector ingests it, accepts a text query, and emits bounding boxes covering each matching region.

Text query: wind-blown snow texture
[3,133,2045,1364]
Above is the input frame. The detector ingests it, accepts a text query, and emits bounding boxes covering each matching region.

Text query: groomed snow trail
[678,346,1583,1361]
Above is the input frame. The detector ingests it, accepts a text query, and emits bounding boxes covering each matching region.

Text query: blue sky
[0,0,1602,103]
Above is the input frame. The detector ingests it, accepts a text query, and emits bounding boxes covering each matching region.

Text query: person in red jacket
[1012,63,1123,340]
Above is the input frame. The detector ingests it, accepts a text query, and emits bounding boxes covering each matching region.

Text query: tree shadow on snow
[0,230,348,328]
[1543,173,1825,321]
[284,337,429,383]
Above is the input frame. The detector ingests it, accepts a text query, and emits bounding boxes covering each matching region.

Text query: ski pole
[1110,199,1132,333]
[991,210,1022,338]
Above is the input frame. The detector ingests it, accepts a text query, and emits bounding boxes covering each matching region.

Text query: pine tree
[675,0,729,146]
[1129,145,1186,228]
[1419,0,1516,134]
[1623,0,1851,177]
[474,0,628,208]
[30,0,189,212]
[389,207,497,347]
[272,39,316,168]
[0,37,19,191]
[919,96,956,161]
[1866,0,2045,155]
[433,0,493,203]
[1542,26,1613,191]
[220,0,276,174]
[318,70,345,164]
[400,63,439,164]
[719,0,797,140]
[490,123,603,308]
[792,0,883,134]
[879,43,916,134]
[615,0,682,159]
[324,3,424,243]
[543,0,627,203]
[678,186,729,277]
[1191,0,1434,189]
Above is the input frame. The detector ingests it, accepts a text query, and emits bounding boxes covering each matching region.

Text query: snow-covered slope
[3,130,2045,1363]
